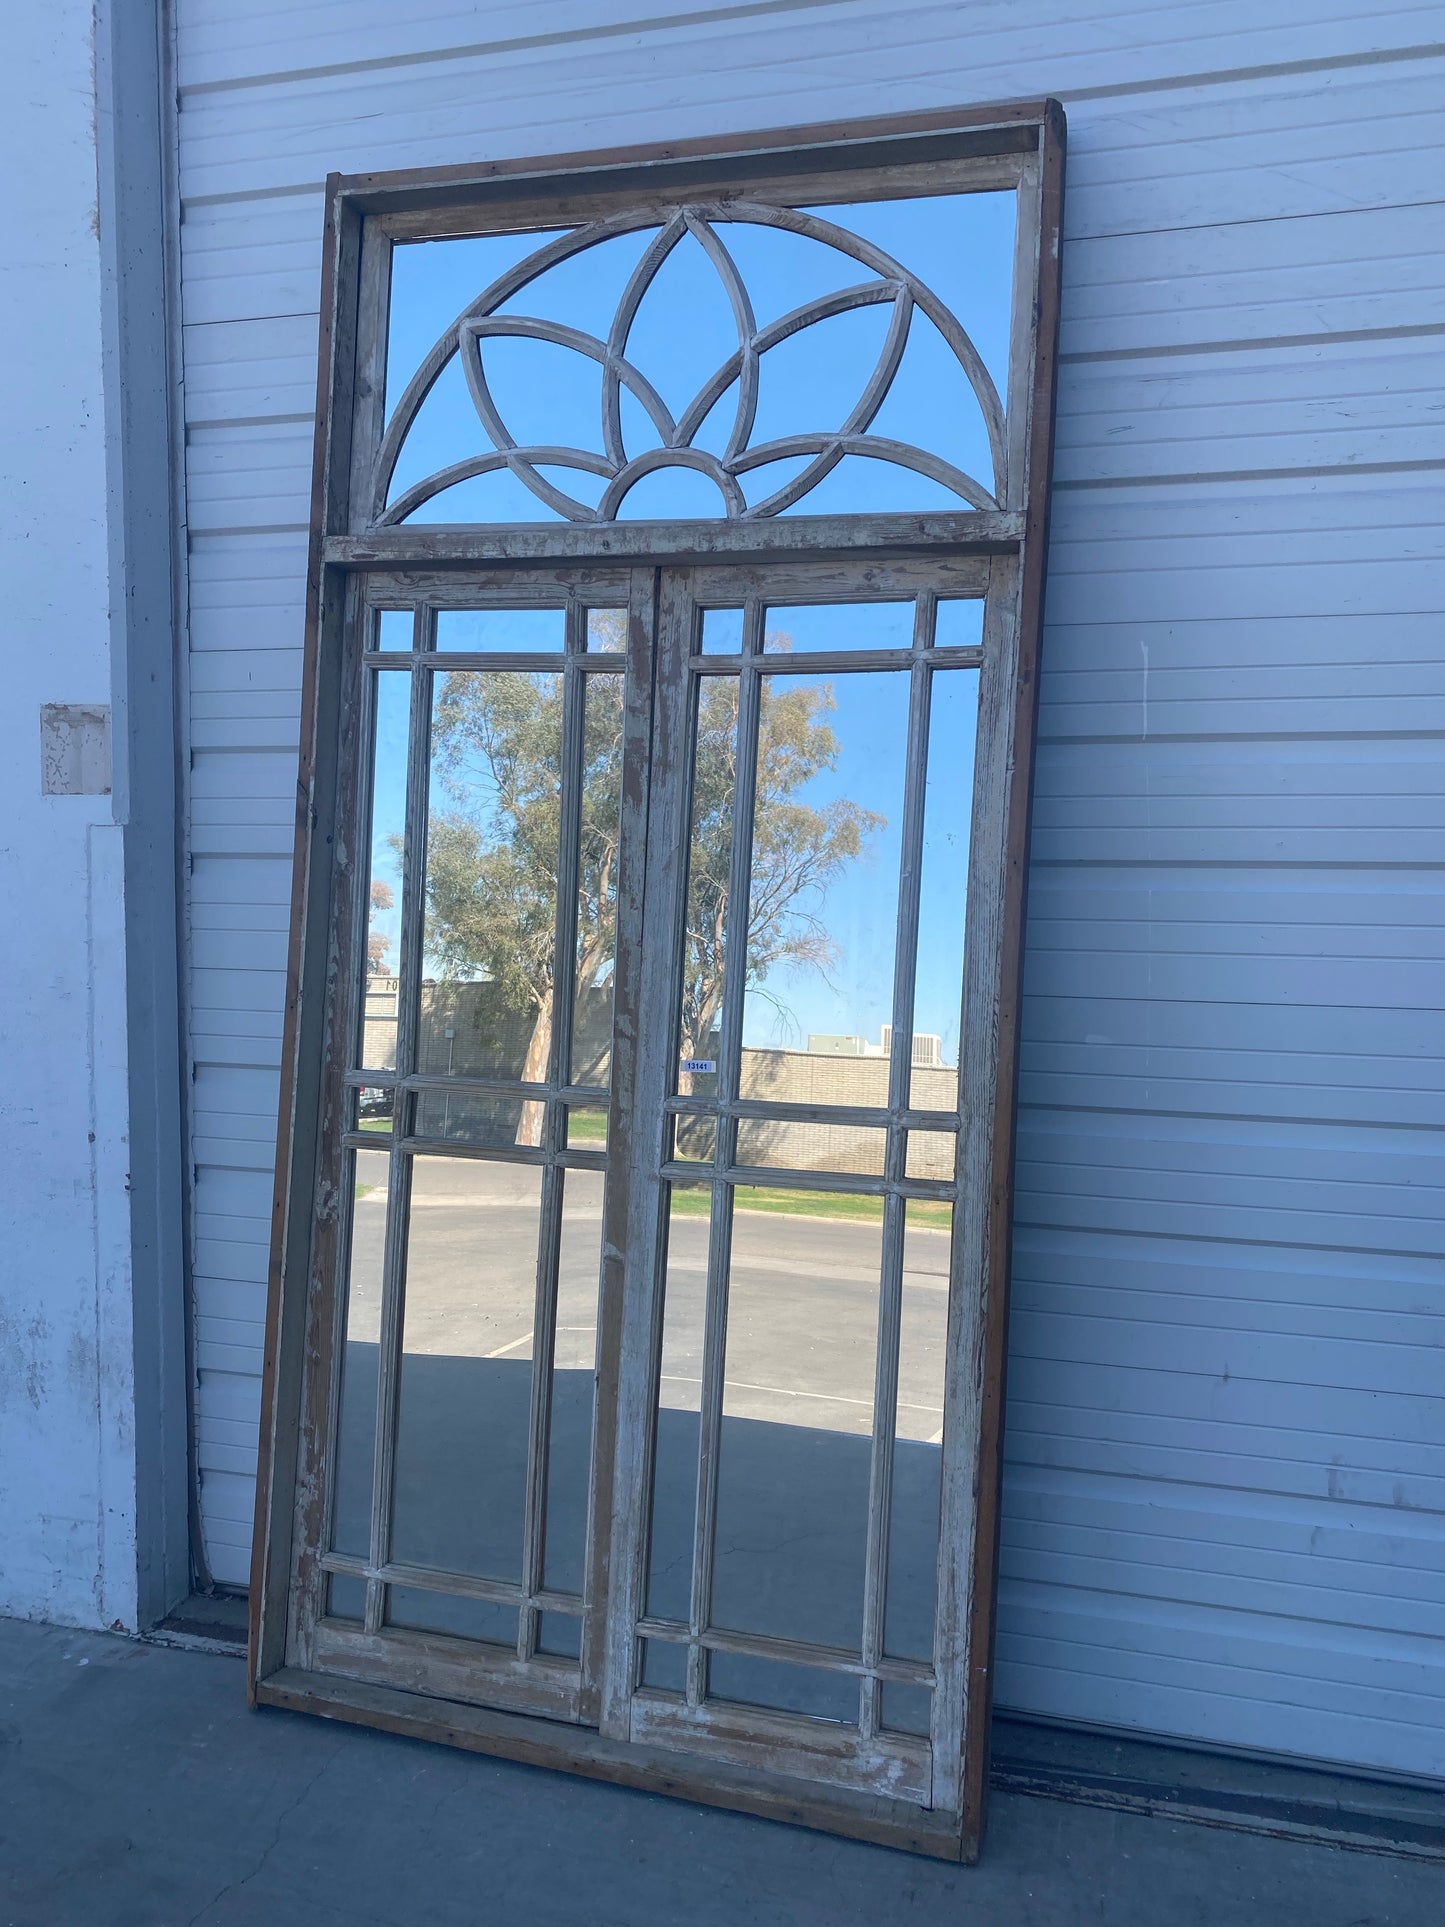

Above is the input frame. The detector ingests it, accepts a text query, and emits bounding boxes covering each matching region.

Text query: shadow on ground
[2,1617,1442,1927]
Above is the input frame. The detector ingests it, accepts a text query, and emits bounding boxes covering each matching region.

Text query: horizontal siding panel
[189,1035,284,1076]
[191,928,291,973]
[1022,993,1443,1061]
[190,853,293,908]
[172,2,1441,200]
[1025,949,1443,1012]
[995,1601,1445,1777]
[1018,1064,1444,1134]
[195,1274,271,1325]
[194,1064,282,1116]
[180,206,324,329]
[194,1237,273,1285]
[186,421,314,531]
[177,0,818,87]
[196,1467,262,1526]
[1054,337,1445,484]
[1062,201,1445,357]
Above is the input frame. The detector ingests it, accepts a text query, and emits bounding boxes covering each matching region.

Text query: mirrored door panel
[618,564,988,1802]
[293,557,996,1799]
[306,574,637,1721]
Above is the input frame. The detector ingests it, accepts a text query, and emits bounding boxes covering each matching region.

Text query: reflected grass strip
[670,1184,949,1229]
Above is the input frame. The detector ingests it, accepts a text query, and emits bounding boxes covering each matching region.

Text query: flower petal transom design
[374,201,1007,526]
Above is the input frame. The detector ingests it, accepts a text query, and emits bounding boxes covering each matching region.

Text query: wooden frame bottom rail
[254,1667,976,1861]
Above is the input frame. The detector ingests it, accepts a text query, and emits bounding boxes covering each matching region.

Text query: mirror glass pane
[326,1572,366,1621]
[671,1112,716,1163]
[761,601,913,653]
[386,1586,517,1646]
[389,1157,541,1582]
[741,671,908,1067]
[572,672,625,1088]
[373,609,414,652]
[904,1130,955,1182]
[383,193,1013,524]
[676,676,739,1098]
[435,608,565,653]
[328,1147,388,1559]
[884,1202,951,1661]
[412,1089,525,1145]
[933,596,984,650]
[645,1183,712,1621]
[910,667,980,1107]
[538,1613,583,1660]
[423,671,563,1122]
[358,670,410,1062]
[565,1106,608,1150]
[700,608,744,654]
[710,1198,882,1650]
[640,1639,687,1694]
[734,1117,886,1177]
[880,1682,931,1737]
[707,1651,857,1724]
[542,1168,604,1596]
[585,607,627,653]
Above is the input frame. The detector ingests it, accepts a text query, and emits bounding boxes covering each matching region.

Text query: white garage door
[173,0,1445,1780]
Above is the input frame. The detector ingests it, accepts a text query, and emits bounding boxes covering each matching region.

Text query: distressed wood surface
[257,1666,969,1860]
[325,511,1024,568]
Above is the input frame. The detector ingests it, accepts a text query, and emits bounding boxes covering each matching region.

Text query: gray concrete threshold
[2,1616,1442,1927]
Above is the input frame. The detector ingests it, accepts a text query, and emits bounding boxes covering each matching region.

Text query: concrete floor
[3,1618,1442,1927]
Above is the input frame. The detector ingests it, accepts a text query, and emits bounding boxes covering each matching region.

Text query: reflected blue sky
[383,191,1016,521]
[365,601,981,1068]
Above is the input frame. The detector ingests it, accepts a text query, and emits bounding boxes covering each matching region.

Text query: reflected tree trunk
[516,1001,552,1146]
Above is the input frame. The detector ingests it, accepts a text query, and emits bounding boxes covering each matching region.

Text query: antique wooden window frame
[249,100,1065,1863]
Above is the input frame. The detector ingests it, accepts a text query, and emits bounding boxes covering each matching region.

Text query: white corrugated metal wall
[173,0,1445,1777]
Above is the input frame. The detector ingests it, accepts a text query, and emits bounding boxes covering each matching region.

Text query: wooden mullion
[314,635,386,1589]
[637,1617,933,1686]
[591,565,673,1734]
[684,603,762,1704]
[363,649,433,1633]
[343,1071,608,1102]
[859,597,934,1739]
[930,553,1019,1811]
[519,1168,563,1661]
[663,1094,960,1131]
[705,645,981,676]
[659,1161,954,1201]
[518,610,590,1657]
[325,510,1023,571]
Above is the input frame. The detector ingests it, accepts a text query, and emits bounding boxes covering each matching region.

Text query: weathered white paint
[0,1,139,1631]
[169,1,1445,1777]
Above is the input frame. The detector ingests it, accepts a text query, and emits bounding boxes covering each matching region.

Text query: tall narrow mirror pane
[542,1168,605,1597]
[884,1202,951,1661]
[358,670,411,1075]
[676,677,739,1099]
[644,1183,712,1622]
[328,1147,389,1559]
[423,670,564,1130]
[389,1157,543,1583]
[740,671,908,1076]
[910,667,981,1107]
[710,1196,883,1651]
[572,671,625,1089]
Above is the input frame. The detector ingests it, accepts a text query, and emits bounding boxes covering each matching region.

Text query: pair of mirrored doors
[271,549,1012,1842]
